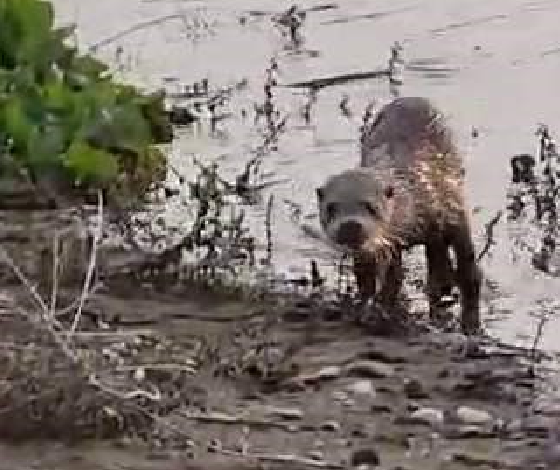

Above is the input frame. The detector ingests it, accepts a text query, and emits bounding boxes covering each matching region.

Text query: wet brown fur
[316,96,481,334]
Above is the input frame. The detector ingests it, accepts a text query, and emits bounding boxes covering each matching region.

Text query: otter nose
[336,221,366,249]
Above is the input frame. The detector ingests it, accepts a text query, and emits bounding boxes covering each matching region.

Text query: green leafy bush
[0,0,173,205]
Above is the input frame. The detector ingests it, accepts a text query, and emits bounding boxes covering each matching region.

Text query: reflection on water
[52,0,560,350]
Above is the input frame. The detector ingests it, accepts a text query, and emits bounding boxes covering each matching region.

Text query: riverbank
[0,271,558,469]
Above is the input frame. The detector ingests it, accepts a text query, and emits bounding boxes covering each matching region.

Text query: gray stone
[351,448,380,467]
[320,420,342,432]
[345,360,395,379]
[265,406,304,420]
[342,398,356,407]
[332,390,349,401]
[318,365,343,379]
[456,406,493,425]
[409,408,444,427]
[403,377,429,399]
[347,379,376,396]
[308,450,324,461]
[521,415,556,437]
[446,425,497,439]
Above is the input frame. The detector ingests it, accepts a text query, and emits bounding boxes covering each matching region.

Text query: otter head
[316,169,395,257]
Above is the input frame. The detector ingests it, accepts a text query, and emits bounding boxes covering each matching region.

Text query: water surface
[53,0,560,351]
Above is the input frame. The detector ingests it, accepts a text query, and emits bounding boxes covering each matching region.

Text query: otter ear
[316,187,325,200]
[384,185,395,199]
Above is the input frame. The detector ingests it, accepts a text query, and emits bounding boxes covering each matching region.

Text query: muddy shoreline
[0,271,559,469]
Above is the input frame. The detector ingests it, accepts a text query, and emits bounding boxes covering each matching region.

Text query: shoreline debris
[388,41,405,85]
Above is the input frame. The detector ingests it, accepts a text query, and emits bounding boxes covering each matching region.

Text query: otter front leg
[353,257,377,300]
[378,251,404,306]
[426,239,456,321]
[448,219,482,335]
[354,254,404,306]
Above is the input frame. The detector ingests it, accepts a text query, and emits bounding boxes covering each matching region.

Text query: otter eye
[326,202,337,221]
[384,185,395,199]
[362,201,378,217]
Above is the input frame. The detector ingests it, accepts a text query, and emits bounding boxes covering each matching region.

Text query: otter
[316,96,481,335]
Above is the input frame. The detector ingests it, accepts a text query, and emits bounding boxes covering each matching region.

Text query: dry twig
[264,194,274,264]
[477,210,503,262]
[71,190,103,333]
[49,233,61,318]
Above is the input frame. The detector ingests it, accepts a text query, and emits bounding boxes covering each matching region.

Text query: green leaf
[43,79,73,112]
[27,124,65,167]
[2,97,33,151]
[0,0,171,202]
[64,140,118,183]
[53,24,76,44]
[9,0,54,63]
[71,55,110,80]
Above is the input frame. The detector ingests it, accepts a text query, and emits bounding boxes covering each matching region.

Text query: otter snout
[336,220,367,249]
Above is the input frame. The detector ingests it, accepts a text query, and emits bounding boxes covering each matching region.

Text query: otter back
[360,96,466,236]
[361,96,458,168]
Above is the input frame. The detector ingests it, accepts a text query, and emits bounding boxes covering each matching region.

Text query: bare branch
[71,190,103,334]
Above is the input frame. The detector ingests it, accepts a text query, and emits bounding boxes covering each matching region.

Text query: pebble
[403,378,429,399]
[333,438,352,448]
[409,407,444,427]
[346,380,376,396]
[533,400,560,417]
[318,365,343,379]
[185,439,196,448]
[133,367,146,382]
[342,398,356,407]
[266,406,303,420]
[360,347,407,364]
[320,420,341,432]
[332,391,349,402]
[345,360,395,379]
[370,404,392,414]
[406,402,420,412]
[446,425,496,439]
[299,424,316,432]
[519,415,556,437]
[313,438,325,448]
[350,426,369,438]
[208,438,222,452]
[294,365,342,385]
[308,450,324,461]
[350,448,381,467]
[113,436,133,448]
[456,406,493,425]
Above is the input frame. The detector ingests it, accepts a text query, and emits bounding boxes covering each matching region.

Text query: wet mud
[1,276,560,470]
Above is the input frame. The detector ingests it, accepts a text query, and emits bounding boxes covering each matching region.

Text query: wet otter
[316,96,481,334]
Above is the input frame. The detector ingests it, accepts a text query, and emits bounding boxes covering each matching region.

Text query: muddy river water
[51,0,560,351]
